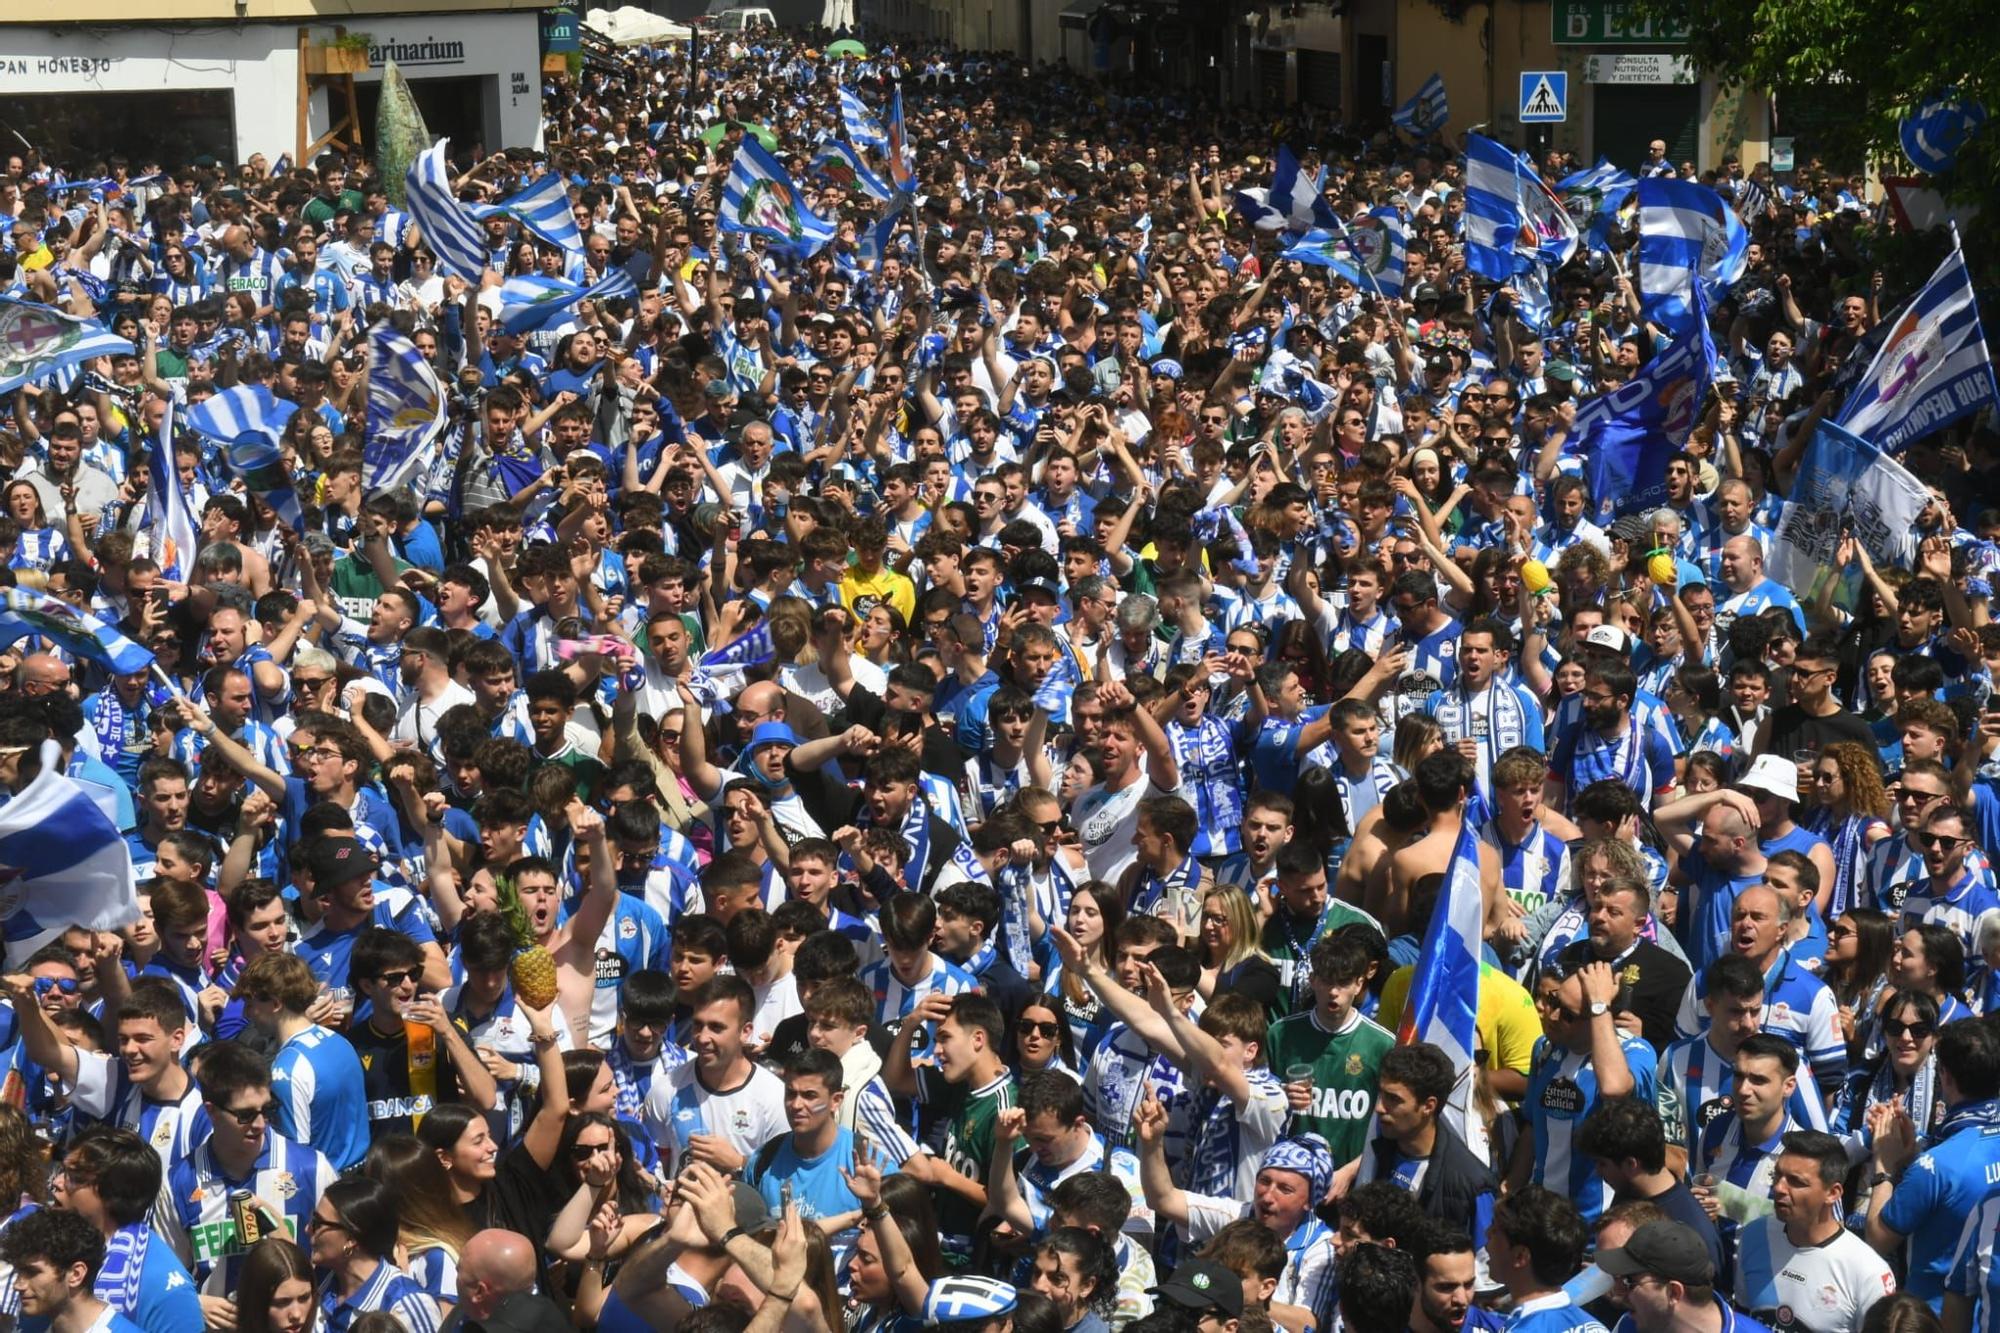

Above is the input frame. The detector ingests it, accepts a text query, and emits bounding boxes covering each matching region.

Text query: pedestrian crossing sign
[1520,71,1568,123]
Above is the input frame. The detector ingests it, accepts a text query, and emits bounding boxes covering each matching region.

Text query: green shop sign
[1552,1,1691,45]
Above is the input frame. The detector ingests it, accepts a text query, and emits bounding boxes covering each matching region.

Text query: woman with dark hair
[1047,882,1124,1062]
[1827,908,1896,1059]
[415,996,571,1240]
[1270,619,1332,704]
[1882,924,1971,1039]
[841,1154,942,1333]
[547,1112,662,1325]
[359,1135,474,1315]
[1029,1227,1119,1333]
[1664,664,1736,763]
[1014,994,1082,1083]
[306,1175,442,1331]
[234,1235,317,1333]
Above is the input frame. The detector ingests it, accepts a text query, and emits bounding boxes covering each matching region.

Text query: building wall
[1,0,540,21]
[0,10,541,163]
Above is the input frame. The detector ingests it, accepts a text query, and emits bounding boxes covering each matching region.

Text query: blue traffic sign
[1520,71,1568,123]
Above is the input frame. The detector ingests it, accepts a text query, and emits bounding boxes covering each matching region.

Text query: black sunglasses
[374,968,421,987]
[571,1140,616,1160]
[1017,1019,1061,1039]
[1884,1018,1935,1041]
[212,1101,279,1127]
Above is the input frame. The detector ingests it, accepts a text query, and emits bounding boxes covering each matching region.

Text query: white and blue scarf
[94,1221,148,1315]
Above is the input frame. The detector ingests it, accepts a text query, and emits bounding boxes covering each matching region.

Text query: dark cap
[1596,1220,1715,1288]
[726,1180,774,1237]
[1412,282,1443,302]
[463,1292,573,1333]
[305,835,377,891]
[1151,1259,1245,1318]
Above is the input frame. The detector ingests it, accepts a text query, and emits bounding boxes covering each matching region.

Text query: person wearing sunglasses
[342,927,497,1141]
[308,1175,443,1333]
[163,1041,338,1310]
[1833,987,1943,1174]
[1901,804,2000,970]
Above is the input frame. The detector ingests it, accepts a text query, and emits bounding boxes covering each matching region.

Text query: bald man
[441,1229,548,1332]
[16,653,70,699]
[1713,534,1804,635]
[1667,796,1771,974]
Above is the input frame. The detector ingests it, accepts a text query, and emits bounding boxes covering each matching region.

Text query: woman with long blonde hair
[361,1134,476,1316]
[1804,741,1893,918]
[1196,885,1280,1014]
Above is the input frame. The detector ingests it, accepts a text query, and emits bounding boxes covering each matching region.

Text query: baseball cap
[924,1277,1019,1326]
[726,1180,775,1237]
[1015,577,1061,603]
[305,835,377,891]
[1738,752,1800,804]
[1150,1260,1245,1318]
[1412,282,1443,302]
[1583,625,1632,655]
[1596,1220,1715,1288]
[747,721,799,753]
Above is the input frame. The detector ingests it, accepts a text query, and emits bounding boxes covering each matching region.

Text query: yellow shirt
[1374,960,1541,1076]
[839,565,916,623]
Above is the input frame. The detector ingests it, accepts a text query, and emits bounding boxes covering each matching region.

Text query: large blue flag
[366,325,447,494]
[812,140,892,202]
[839,86,888,152]
[720,139,837,257]
[1636,177,1748,336]
[141,401,197,583]
[404,139,492,281]
[1392,73,1449,137]
[1463,134,1528,283]
[1395,818,1488,1160]
[496,269,641,336]
[473,170,582,254]
[0,739,139,962]
[886,83,915,195]
[0,589,153,675]
[0,300,134,396]
[1558,158,1637,253]
[187,384,303,527]
[1835,238,1999,453]
[1578,286,1716,521]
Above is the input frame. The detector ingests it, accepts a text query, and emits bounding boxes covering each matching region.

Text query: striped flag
[856,195,908,267]
[475,170,583,255]
[720,139,836,257]
[1031,649,1079,714]
[1557,158,1637,253]
[404,139,492,281]
[1463,133,1528,283]
[813,140,892,202]
[1835,236,1999,453]
[1577,284,1716,521]
[839,86,888,152]
[186,384,303,527]
[0,590,153,675]
[1771,419,1931,605]
[365,324,447,493]
[0,740,140,964]
[1394,819,1489,1162]
[1636,177,1748,337]
[0,299,135,396]
[1391,73,1449,137]
[497,269,641,336]
[699,621,775,670]
[1328,207,1408,298]
[141,401,198,582]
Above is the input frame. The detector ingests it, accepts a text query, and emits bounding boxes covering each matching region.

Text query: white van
[711,7,776,31]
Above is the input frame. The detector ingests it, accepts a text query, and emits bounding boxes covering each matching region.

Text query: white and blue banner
[1770,418,1931,604]
[1835,238,1998,453]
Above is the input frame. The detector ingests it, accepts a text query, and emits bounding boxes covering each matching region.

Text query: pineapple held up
[491,871,561,1009]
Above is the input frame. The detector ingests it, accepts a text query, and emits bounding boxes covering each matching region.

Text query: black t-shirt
[1757,705,1883,772]
[1555,939,1690,1052]
[345,1018,466,1137]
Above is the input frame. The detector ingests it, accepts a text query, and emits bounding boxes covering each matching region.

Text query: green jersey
[1261,900,1383,1017]
[1264,1008,1394,1165]
[938,1071,1017,1262]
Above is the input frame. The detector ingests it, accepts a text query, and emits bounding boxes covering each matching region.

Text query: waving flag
[1463,134,1528,282]
[187,384,303,527]
[1636,177,1748,336]
[366,325,447,494]
[0,299,135,396]
[1558,159,1637,253]
[1231,188,1290,232]
[720,139,837,257]
[0,590,152,675]
[1835,237,1998,453]
[1268,145,1341,232]
[1771,418,1931,606]
[1334,207,1408,298]
[856,194,908,266]
[839,86,888,152]
[1031,649,1079,714]
[1520,158,1580,270]
[1392,73,1449,137]
[404,139,492,281]
[141,403,197,583]
[885,83,915,194]
[1396,819,1488,1161]
[1280,230,1360,278]
[474,170,582,255]
[1578,286,1716,521]
[699,621,776,670]
[813,140,892,202]
[0,740,139,964]
[497,269,642,336]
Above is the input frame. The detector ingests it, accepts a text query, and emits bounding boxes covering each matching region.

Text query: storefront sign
[1584,53,1696,84]
[1553,0,1691,45]
[541,3,580,55]
[367,36,468,69]
[0,54,123,79]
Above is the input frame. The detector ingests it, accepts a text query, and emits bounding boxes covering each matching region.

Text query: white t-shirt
[394,679,476,748]
[749,972,802,1052]
[1733,1215,1894,1333]
[1074,759,1185,883]
[643,1060,788,1166]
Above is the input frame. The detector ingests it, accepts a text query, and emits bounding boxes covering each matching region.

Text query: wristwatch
[1588,1001,1609,1017]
